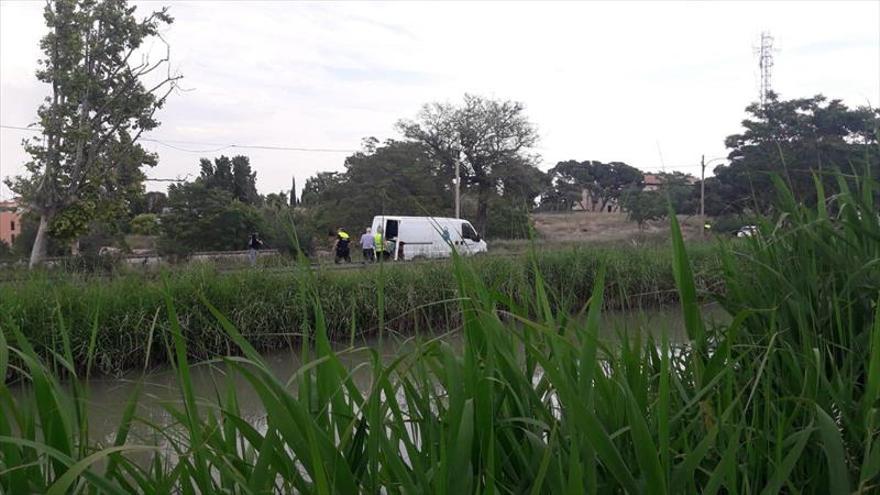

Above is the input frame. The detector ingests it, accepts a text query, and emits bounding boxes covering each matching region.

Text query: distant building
[642,173,697,191]
[643,174,663,191]
[0,200,22,246]
[572,188,620,213]
[569,172,697,212]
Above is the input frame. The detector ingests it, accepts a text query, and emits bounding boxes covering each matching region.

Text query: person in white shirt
[360,227,375,263]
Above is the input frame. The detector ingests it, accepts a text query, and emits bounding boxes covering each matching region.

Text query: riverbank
[1,243,722,375]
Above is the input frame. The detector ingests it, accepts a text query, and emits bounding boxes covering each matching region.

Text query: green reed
[0,244,720,375]
[0,170,877,493]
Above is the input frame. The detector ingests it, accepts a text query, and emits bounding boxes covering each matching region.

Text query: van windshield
[462,222,480,241]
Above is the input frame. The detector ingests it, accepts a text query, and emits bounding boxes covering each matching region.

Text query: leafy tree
[542,160,643,211]
[259,202,314,257]
[130,213,160,235]
[537,188,573,212]
[232,156,260,205]
[0,241,14,261]
[158,182,263,256]
[485,196,532,239]
[715,93,879,213]
[301,140,452,234]
[8,212,66,259]
[199,156,232,191]
[654,171,698,214]
[265,192,289,210]
[300,172,345,207]
[397,94,540,234]
[76,220,127,256]
[130,191,168,216]
[300,138,540,239]
[198,155,261,205]
[540,160,591,211]
[621,188,666,228]
[587,162,645,211]
[5,0,180,267]
[479,157,545,238]
[492,156,548,206]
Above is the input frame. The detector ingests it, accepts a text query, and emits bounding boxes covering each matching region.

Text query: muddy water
[47,304,728,444]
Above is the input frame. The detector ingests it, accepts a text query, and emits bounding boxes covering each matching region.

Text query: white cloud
[2,0,878,200]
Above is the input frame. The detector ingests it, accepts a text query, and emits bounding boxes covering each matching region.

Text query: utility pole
[454,161,461,219]
[700,155,706,239]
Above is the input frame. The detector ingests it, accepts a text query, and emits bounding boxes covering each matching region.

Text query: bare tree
[397,94,538,234]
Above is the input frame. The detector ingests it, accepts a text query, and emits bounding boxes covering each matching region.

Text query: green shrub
[129,213,160,235]
[621,188,666,227]
[0,240,13,261]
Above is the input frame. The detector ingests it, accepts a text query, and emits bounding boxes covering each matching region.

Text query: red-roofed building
[643,174,663,191]
[0,200,22,247]
[642,173,697,191]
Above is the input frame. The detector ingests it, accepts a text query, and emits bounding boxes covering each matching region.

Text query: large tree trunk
[29,214,51,268]
[475,184,490,236]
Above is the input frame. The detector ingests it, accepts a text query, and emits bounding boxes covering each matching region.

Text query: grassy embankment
[1,173,879,492]
[1,244,721,375]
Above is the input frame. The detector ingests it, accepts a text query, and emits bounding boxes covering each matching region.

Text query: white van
[370,215,488,260]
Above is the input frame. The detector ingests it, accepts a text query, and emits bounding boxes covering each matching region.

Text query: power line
[0,124,358,153]
[143,175,192,183]
[0,125,37,132]
[142,139,232,153]
[1,123,722,172]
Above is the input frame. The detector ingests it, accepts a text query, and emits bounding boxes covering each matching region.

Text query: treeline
[1,156,309,261]
[4,0,878,266]
[541,93,880,228]
[298,92,880,240]
[3,92,878,263]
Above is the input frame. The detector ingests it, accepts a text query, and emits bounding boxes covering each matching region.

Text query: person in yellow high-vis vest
[334,227,352,264]
[374,227,388,261]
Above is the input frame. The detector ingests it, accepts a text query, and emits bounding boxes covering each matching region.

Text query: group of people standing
[245,227,401,267]
[333,226,398,264]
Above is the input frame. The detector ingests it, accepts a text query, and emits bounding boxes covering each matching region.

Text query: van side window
[462,222,480,241]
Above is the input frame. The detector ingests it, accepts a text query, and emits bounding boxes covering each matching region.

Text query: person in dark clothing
[333,227,352,264]
[248,232,263,266]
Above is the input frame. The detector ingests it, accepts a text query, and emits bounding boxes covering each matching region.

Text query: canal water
[63,304,728,445]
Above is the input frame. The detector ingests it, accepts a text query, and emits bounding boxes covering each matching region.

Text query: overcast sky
[1,0,878,200]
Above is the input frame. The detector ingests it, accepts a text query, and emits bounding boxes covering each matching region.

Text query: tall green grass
[1,171,878,493]
[1,245,721,375]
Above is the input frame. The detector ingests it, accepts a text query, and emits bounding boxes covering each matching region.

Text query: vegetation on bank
[1,172,878,493]
[1,244,721,375]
